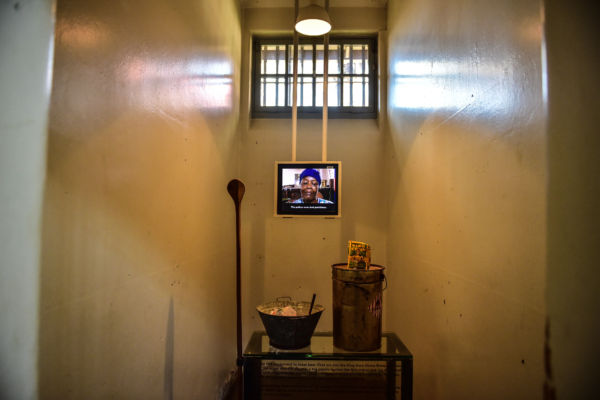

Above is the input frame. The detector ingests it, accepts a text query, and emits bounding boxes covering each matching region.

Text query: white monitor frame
[274,161,342,218]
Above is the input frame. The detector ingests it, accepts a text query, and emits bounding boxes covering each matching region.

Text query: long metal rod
[235,201,241,362]
[226,179,245,400]
[292,0,299,161]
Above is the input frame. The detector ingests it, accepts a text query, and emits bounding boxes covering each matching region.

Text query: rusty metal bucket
[257,297,324,350]
[332,263,386,351]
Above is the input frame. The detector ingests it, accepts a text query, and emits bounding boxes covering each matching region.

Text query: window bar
[300,76,304,107]
[338,46,342,107]
[349,45,354,106]
[300,47,304,106]
[275,46,280,106]
[261,47,266,106]
[285,44,289,107]
[362,45,366,107]
[339,45,343,107]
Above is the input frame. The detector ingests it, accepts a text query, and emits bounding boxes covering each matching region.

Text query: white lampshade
[295,4,332,36]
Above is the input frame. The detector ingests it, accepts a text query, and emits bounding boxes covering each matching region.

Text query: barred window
[252,36,377,119]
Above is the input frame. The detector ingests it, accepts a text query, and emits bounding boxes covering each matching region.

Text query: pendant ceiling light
[295,4,331,36]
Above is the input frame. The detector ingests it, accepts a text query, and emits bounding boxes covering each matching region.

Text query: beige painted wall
[0,1,55,399]
[239,7,388,340]
[2,1,595,398]
[386,0,546,398]
[39,0,241,398]
[545,1,600,398]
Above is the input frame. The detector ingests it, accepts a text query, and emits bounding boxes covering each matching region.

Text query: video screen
[275,162,341,217]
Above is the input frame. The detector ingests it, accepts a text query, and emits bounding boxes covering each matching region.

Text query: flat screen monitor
[275,161,341,217]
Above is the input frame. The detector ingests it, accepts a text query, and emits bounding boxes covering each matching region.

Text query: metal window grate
[252,36,377,119]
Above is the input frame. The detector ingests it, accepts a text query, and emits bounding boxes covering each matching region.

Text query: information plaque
[243,331,413,400]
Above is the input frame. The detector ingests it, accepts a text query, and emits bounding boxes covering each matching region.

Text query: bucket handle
[335,274,388,293]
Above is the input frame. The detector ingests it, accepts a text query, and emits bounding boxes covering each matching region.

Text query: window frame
[251,35,378,119]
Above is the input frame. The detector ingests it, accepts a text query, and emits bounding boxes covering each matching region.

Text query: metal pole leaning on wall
[322,0,329,162]
[292,0,299,162]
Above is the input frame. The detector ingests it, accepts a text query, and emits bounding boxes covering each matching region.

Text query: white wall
[0,1,55,398]
[386,0,547,398]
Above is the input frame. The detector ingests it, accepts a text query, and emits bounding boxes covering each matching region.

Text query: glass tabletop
[244,331,412,361]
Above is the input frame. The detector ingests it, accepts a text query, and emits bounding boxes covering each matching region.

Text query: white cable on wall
[292,0,299,162]
[322,31,329,162]
[322,0,330,162]
[292,0,330,163]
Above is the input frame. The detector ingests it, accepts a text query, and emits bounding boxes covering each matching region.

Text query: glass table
[243,331,412,399]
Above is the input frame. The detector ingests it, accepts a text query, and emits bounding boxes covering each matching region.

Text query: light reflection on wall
[58,20,112,49]
[120,54,234,113]
[390,58,514,113]
[51,17,239,136]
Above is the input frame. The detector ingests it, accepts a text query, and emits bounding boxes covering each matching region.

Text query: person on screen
[292,169,333,204]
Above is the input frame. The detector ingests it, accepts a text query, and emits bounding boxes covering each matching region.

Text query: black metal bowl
[257,298,324,349]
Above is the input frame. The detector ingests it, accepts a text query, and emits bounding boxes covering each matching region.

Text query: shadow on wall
[164,297,174,400]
